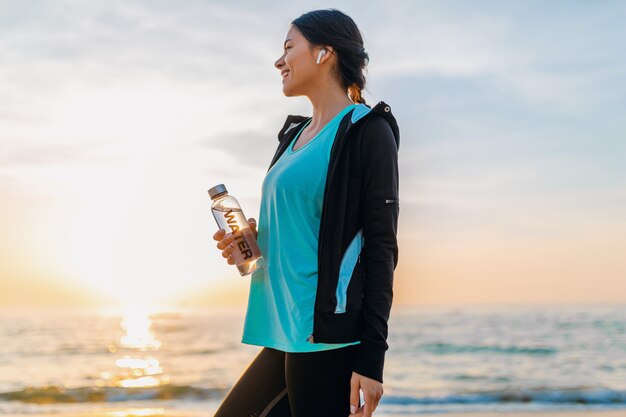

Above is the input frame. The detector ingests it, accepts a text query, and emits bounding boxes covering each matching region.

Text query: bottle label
[225,209,254,260]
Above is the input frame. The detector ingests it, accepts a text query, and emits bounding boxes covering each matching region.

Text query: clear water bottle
[208,184,265,277]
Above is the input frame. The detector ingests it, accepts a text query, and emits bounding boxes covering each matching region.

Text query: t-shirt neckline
[288,103,357,154]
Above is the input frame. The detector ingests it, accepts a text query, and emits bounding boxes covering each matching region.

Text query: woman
[212,9,399,417]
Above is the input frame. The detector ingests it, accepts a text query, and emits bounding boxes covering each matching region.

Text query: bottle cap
[208,184,228,199]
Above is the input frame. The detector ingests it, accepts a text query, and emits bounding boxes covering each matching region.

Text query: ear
[319,46,334,64]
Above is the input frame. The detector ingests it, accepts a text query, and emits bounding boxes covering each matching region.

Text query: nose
[275,53,285,70]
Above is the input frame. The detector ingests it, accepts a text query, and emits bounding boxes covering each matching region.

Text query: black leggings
[213,344,360,417]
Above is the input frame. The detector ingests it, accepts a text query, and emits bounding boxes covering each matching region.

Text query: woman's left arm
[349,115,399,417]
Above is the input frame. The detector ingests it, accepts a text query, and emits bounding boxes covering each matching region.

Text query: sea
[1,304,625,416]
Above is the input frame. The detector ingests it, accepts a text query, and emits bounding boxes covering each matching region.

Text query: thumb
[349,375,360,414]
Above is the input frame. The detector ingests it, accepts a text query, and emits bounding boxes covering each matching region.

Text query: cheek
[285,50,305,71]
[284,54,294,69]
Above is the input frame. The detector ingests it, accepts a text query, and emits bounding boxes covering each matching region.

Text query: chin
[282,85,304,98]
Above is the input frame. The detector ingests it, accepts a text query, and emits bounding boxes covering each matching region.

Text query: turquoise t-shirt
[241,103,367,352]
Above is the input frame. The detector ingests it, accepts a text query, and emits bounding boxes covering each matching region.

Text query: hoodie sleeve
[351,115,400,384]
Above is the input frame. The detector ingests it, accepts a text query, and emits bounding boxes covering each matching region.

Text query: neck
[306,83,355,130]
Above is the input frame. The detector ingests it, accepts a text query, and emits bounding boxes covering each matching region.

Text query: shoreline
[2,408,626,417]
[414,412,626,417]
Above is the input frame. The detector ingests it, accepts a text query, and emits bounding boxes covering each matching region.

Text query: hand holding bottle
[208,184,265,276]
[213,218,258,266]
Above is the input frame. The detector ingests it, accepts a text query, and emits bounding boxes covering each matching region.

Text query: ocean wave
[0,384,226,404]
[383,387,626,406]
[4,385,624,407]
[420,342,557,355]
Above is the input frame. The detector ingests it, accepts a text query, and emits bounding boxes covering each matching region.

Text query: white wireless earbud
[316,49,327,64]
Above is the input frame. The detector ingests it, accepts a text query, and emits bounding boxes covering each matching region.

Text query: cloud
[363,1,626,115]
[0,143,107,167]
[193,130,278,169]
[0,0,285,88]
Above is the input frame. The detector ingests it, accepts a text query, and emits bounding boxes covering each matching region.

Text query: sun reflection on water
[99,305,169,388]
[120,308,162,350]
[116,356,163,375]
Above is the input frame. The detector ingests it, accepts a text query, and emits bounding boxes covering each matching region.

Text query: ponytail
[348,83,366,105]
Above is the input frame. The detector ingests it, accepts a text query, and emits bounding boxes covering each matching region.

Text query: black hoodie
[268,100,400,383]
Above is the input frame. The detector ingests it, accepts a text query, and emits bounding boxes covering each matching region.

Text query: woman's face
[275,25,327,97]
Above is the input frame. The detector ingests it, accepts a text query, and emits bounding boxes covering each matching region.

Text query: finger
[227,254,234,265]
[375,391,383,410]
[349,376,360,414]
[222,242,235,258]
[217,233,234,250]
[348,409,363,417]
[217,233,235,249]
[213,229,225,240]
[365,389,377,405]
[349,404,365,417]
[363,400,373,417]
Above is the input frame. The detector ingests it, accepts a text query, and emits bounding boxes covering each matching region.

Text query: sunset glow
[1,1,625,308]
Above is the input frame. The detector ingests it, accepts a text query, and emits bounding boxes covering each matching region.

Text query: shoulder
[359,114,399,153]
[354,101,400,151]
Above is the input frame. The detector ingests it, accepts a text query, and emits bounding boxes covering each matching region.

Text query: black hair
[291,9,369,105]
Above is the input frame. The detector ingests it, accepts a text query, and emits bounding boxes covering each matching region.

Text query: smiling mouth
[282,70,290,79]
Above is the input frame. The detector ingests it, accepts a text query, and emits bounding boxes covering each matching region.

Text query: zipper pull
[307,333,315,343]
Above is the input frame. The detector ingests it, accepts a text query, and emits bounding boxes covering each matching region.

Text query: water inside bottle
[212,206,265,276]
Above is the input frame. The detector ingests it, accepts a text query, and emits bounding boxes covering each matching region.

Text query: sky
[1,0,625,309]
